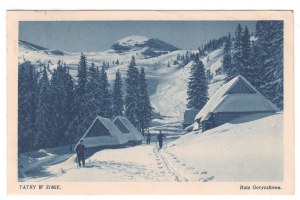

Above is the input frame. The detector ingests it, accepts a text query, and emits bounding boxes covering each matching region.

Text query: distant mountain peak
[111,35,179,53]
[19,40,49,51]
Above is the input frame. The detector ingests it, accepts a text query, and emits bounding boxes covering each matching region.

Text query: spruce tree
[100,66,113,118]
[186,54,208,110]
[222,33,233,76]
[232,23,243,75]
[124,56,140,127]
[18,62,38,151]
[112,69,124,117]
[61,65,75,145]
[78,65,103,136]
[240,26,252,79]
[258,21,283,109]
[36,65,52,149]
[18,64,27,152]
[49,61,75,146]
[66,53,88,143]
[138,67,153,135]
[76,53,87,98]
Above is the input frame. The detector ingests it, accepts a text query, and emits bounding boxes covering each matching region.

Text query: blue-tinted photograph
[18,20,283,182]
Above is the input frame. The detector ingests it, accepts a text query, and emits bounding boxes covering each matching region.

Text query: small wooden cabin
[195,75,278,132]
[75,116,128,156]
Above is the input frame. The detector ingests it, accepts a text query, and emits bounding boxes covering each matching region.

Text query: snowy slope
[21,113,282,182]
[168,113,283,181]
[18,36,226,127]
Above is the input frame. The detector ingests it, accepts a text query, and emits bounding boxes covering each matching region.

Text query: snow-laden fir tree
[78,64,104,135]
[76,53,87,98]
[50,61,75,146]
[232,23,243,75]
[124,56,140,127]
[99,65,113,118]
[18,62,38,151]
[112,69,124,117]
[36,65,52,149]
[222,33,233,76]
[50,61,64,146]
[256,21,283,109]
[18,64,27,152]
[186,54,208,110]
[137,67,153,135]
[240,26,252,79]
[61,64,75,145]
[66,53,88,142]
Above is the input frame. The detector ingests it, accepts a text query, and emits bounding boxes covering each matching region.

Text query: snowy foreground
[20,112,282,182]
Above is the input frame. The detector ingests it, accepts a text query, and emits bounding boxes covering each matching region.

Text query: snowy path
[22,142,214,182]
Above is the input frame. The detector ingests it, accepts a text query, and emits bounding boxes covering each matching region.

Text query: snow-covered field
[18,36,282,182]
[20,113,282,182]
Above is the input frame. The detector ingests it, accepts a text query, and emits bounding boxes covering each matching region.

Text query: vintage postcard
[7,11,294,194]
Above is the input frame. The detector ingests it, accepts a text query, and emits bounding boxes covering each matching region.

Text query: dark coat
[157,133,166,142]
[146,133,151,139]
[75,144,86,157]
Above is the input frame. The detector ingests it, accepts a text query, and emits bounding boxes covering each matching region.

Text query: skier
[146,129,151,145]
[75,139,86,167]
[157,130,166,149]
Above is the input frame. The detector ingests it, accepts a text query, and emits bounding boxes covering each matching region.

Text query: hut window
[114,119,130,134]
[86,120,111,137]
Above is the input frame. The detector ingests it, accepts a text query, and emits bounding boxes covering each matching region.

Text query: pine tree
[77,53,87,98]
[240,26,252,78]
[36,65,52,149]
[258,21,283,109]
[222,33,233,76]
[50,61,75,146]
[232,23,243,75]
[78,64,104,136]
[187,54,208,110]
[112,69,124,117]
[66,53,88,143]
[18,64,27,152]
[99,66,113,118]
[124,56,140,127]
[137,67,153,135]
[61,65,75,145]
[18,62,38,151]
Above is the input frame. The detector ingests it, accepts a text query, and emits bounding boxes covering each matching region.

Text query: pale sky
[19,21,256,52]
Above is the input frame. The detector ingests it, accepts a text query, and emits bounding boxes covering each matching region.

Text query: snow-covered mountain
[19,40,65,56]
[111,35,179,54]
[18,35,225,125]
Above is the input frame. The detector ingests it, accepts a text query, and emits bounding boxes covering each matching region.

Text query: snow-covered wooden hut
[195,75,278,132]
[75,116,128,154]
[182,109,199,129]
[113,116,144,145]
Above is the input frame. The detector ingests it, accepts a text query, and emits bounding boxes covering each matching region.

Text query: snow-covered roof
[113,116,144,141]
[76,116,128,148]
[195,75,278,122]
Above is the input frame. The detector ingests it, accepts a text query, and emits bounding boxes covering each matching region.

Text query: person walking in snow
[75,139,86,167]
[146,129,151,145]
[157,130,166,149]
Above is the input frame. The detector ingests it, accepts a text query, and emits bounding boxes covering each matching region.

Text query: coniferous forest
[187,21,283,111]
[18,54,152,152]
